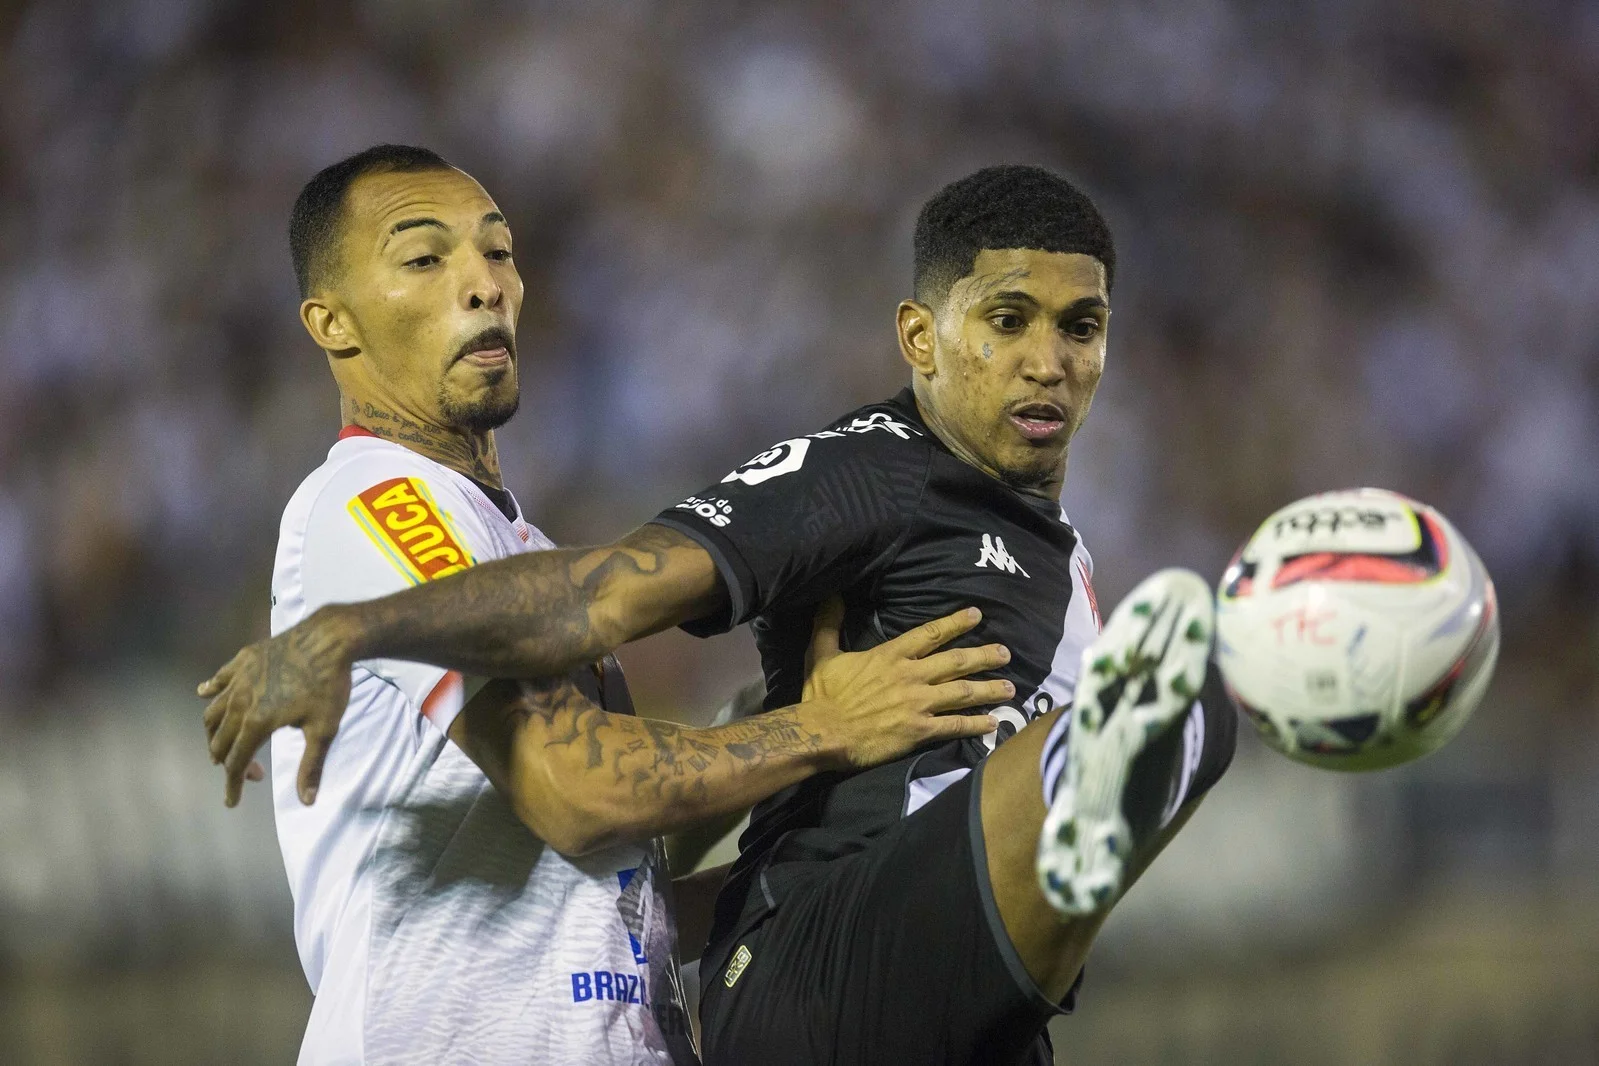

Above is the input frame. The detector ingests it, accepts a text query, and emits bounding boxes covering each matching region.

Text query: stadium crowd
[0,1,1595,1062]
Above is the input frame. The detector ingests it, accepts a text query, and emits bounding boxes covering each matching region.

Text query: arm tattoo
[491,675,826,818]
[340,523,722,679]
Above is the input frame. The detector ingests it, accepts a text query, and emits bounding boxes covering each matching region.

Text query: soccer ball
[1215,488,1499,771]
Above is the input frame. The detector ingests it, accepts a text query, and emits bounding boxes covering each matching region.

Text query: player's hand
[799,598,1011,770]
[198,607,357,808]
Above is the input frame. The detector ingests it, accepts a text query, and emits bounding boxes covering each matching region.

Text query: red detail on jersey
[339,424,381,441]
[1076,557,1101,630]
[420,671,464,723]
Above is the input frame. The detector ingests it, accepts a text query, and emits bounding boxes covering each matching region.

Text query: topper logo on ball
[1271,505,1403,538]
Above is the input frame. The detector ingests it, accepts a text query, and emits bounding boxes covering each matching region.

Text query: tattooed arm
[345,523,724,678]
[445,604,1013,856]
[447,679,826,856]
[202,524,727,805]
[200,528,1014,809]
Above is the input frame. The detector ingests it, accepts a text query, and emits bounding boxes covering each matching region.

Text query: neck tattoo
[344,397,503,489]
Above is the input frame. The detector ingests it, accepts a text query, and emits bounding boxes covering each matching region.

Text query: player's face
[331,168,524,432]
[909,248,1108,497]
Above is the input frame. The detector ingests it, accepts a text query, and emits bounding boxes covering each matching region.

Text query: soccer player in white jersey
[214,144,1014,1065]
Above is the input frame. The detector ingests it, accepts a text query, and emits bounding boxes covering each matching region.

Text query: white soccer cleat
[1037,567,1214,916]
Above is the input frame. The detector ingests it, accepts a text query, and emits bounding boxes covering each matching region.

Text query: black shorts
[698,763,1072,1066]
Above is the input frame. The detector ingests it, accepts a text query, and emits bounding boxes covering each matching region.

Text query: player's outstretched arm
[447,602,1012,856]
[200,524,727,806]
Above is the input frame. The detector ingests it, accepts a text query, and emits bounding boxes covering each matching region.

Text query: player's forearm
[491,682,841,855]
[528,709,839,855]
[319,524,723,679]
[320,546,608,678]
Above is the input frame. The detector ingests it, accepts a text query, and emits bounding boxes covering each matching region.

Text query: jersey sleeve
[650,416,931,636]
[298,455,495,732]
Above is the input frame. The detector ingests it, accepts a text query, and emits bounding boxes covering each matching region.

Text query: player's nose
[461,255,504,312]
[1018,340,1068,387]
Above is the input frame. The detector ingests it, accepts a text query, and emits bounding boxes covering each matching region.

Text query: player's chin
[994,439,1065,485]
[442,377,520,433]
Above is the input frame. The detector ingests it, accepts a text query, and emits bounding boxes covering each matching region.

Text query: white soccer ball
[1215,488,1499,771]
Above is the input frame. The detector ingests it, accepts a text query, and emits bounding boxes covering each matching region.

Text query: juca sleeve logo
[347,477,475,584]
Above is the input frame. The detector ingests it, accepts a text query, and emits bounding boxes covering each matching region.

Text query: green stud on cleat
[1185,619,1208,643]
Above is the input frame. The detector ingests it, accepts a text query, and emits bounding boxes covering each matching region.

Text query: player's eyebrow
[983,290,1041,308]
[385,217,449,245]
[480,211,507,228]
[1058,296,1110,317]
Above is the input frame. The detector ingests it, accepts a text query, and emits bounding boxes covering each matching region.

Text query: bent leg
[978,574,1238,1000]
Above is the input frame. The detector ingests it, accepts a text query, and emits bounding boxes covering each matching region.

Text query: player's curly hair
[913,164,1116,305]
[289,144,456,299]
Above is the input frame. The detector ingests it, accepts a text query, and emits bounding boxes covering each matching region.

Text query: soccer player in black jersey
[203,165,1237,1065]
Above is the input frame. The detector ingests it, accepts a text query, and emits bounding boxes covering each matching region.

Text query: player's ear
[896,299,936,377]
[301,296,361,359]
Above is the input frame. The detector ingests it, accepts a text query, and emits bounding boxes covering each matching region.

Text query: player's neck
[341,394,504,489]
[911,393,1065,502]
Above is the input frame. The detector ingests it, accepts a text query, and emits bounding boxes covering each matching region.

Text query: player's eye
[485,249,513,262]
[404,254,441,269]
[1063,318,1101,341]
[988,311,1025,332]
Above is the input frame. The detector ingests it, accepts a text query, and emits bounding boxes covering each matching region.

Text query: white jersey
[269,429,696,1065]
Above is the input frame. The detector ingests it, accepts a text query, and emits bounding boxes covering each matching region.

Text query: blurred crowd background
[2,0,1596,1062]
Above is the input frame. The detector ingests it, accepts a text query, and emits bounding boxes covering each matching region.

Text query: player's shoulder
[281,435,471,536]
[722,389,932,489]
[815,390,930,451]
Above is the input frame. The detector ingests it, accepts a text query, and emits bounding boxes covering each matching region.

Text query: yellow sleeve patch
[347,477,475,585]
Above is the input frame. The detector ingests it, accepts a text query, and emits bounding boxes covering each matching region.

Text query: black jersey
[653,389,1139,944]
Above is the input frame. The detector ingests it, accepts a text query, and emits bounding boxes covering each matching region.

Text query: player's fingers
[202,689,230,738]
[208,698,243,765]
[806,595,846,670]
[246,760,265,783]
[924,677,1015,715]
[886,607,981,659]
[922,711,999,742]
[197,657,238,699]
[917,642,1010,684]
[221,725,266,808]
[297,727,336,806]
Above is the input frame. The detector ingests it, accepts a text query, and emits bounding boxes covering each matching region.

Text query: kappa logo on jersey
[976,534,1030,577]
[723,438,811,486]
[348,477,474,583]
[676,495,733,527]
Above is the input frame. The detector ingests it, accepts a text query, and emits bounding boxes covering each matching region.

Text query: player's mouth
[461,346,510,368]
[1008,401,1067,442]
[453,327,516,370]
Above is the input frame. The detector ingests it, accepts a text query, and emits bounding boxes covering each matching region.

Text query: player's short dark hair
[289,144,456,298]
[912,164,1116,304]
